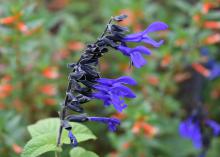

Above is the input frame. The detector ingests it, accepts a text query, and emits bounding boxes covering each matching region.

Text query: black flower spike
[113,14,128,22]
[56,15,167,148]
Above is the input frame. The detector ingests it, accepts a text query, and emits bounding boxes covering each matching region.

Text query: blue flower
[179,117,202,149]
[117,45,152,68]
[88,117,120,131]
[68,130,78,147]
[209,63,220,80]
[92,76,136,112]
[199,47,220,80]
[116,21,168,68]
[179,117,220,150]
[205,120,220,136]
[123,21,168,47]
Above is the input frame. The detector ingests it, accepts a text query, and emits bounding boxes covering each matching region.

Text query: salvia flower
[179,117,202,149]
[116,21,168,68]
[92,76,137,112]
[209,63,220,80]
[205,120,220,136]
[200,47,220,80]
[68,130,78,147]
[117,45,152,68]
[88,117,120,132]
[122,21,168,47]
[179,117,220,149]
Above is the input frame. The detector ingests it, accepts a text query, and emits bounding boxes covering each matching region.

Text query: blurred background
[0,0,220,157]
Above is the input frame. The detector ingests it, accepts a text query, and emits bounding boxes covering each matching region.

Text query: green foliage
[22,118,96,157]
[70,147,99,157]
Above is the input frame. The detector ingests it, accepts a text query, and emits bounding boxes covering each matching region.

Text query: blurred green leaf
[21,133,60,157]
[69,147,99,157]
[28,118,96,143]
[21,118,96,157]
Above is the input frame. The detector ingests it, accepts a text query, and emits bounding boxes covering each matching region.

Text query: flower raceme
[56,15,168,148]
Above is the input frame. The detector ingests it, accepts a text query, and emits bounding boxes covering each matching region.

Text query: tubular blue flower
[117,45,152,68]
[179,117,202,149]
[123,21,168,47]
[96,76,137,86]
[209,63,220,80]
[205,120,220,136]
[92,76,136,112]
[199,47,220,80]
[88,117,120,131]
[68,130,78,147]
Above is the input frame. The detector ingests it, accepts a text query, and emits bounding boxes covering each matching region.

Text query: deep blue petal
[206,120,220,136]
[88,117,120,131]
[124,21,168,39]
[97,76,137,86]
[143,21,168,33]
[110,93,126,112]
[142,36,164,47]
[114,76,137,85]
[130,51,147,68]
[68,131,78,147]
[96,78,113,85]
[112,84,136,98]
[179,118,202,149]
[209,63,220,80]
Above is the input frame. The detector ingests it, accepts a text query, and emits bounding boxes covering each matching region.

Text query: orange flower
[0,84,13,99]
[142,122,157,138]
[16,22,29,34]
[0,15,20,25]
[204,21,220,29]
[12,144,22,154]
[192,63,210,77]
[122,141,131,149]
[175,38,186,46]
[132,121,142,134]
[67,41,85,51]
[43,98,57,106]
[161,54,172,67]
[40,84,57,96]
[42,66,59,79]
[193,14,201,23]
[174,72,191,83]
[132,120,158,138]
[0,103,5,109]
[112,112,127,120]
[204,33,220,45]
[147,75,159,86]
[202,2,214,14]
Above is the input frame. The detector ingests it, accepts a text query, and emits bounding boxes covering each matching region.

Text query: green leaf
[21,133,61,157]
[69,147,99,157]
[22,118,96,157]
[28,118,96,143]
